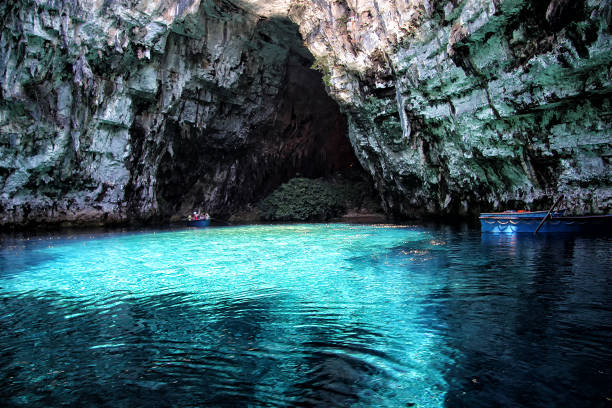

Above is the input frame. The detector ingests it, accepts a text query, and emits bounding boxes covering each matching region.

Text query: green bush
[258,178,346,221]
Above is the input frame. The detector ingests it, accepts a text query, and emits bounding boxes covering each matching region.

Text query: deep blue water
[1,223,611,407]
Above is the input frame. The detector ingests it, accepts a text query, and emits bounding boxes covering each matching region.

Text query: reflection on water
[0,224,611,407]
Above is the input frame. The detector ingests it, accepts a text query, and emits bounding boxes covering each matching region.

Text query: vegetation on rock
[258,178,344,221]
[258,177,377,221]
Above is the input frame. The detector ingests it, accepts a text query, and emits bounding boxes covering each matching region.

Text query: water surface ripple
[1,224,611,407]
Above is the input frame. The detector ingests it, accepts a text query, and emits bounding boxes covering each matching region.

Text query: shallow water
[1,224,611,407]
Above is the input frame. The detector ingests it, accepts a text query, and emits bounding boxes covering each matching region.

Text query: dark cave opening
[154,17,370,220]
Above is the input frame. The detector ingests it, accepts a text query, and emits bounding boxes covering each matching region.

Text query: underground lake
[1,223,611,407]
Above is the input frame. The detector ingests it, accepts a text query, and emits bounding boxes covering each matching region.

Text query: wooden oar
[535,195,564,234]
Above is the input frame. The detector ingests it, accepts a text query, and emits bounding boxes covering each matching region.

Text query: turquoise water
[1,224,611,407]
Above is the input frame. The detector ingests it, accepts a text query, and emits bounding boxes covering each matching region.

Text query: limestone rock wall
[289,0,612,216]
[2,0,611,226]
[0,0,356,226]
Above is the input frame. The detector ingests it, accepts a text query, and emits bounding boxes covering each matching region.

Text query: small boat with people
[480,195,612,234]
[186,211,211,228]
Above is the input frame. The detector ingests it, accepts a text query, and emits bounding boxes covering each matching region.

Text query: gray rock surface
[0,0,356,226]
[290,0,612,216]
[1,0,611,227]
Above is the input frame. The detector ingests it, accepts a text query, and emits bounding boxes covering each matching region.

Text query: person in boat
[193,211,199,220]
[204,212,210,220]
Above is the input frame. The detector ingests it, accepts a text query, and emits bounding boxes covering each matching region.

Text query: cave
[153,17,365,220]
[2,0,609,228]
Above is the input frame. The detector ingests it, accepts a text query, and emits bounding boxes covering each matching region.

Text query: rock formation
[289,0,612,216]
[0,0,358,226]
[1,0,611,226]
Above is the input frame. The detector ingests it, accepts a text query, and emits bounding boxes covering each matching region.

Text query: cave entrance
[153,16,371,220]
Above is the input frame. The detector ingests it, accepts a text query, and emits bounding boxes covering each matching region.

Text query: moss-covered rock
[258,176,382,221]
[258,178,345,221]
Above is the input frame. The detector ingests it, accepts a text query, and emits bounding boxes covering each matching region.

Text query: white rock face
[0,0,353,226]
[289,0,612,215]
[1,0,611,226]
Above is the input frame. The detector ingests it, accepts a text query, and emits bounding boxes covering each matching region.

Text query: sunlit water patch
[1,224,611,407]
